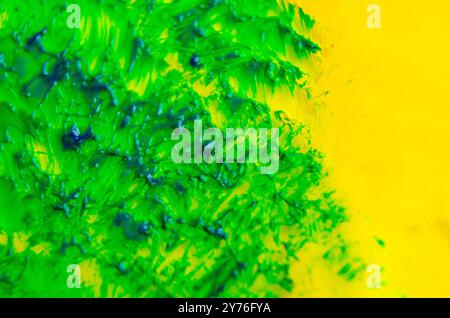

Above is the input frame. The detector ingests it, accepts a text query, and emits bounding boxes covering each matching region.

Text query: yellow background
[288,0,450,297]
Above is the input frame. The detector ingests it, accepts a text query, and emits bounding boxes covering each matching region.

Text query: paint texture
[0,0,374,297]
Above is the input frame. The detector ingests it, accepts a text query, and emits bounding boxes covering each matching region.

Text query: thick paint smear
[0,0,362,297]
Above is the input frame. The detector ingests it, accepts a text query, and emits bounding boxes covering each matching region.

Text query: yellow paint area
[0,231,7,245]
[207,99,227,129]
[192,79,217,98]
[86,214,98,224]
[0,11,8,29]
[97,10,113,44]
[126,72,151,97]
[165,52,184,73]
[29,141,61,175]
[212,22,222,32]
[159,28,169,41]
[118,56,126,69]
[79,259,103,296]
[13,231,30,253]
[136,247,151,259]
[31,242,51,256]
[130,200,139,209]
[89,57,98,72]
[80,15,92,46]
[128,182,139,193]
[284,0,450,297]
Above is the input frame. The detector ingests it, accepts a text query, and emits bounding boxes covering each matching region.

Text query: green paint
[0,0,356,297]
[375,237,385,248]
